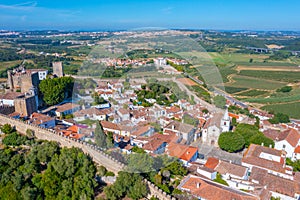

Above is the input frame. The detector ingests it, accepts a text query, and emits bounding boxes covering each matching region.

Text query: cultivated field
[177,78,197,86]
[262,102,300,119]
[225,75,286,90]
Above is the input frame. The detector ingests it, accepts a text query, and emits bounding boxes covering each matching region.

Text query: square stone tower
[52,62,64,77]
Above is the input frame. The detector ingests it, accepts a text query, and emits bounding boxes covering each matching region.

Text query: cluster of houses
[180,142,300,200]
[177,108,300,199]
[1,63,300,199]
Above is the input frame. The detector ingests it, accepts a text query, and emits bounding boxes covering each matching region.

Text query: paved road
[192,143,243,165]
[173,77,222,113]
[213,87,248,109]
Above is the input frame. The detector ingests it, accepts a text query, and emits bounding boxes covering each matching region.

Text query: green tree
[235,123,260,147]
[97,165,107,176]
[39,76,74,106]
[1,124,14,134]
[218,132,245,152]
[269,113,290,124]
[249,133,274,147]
[231,117,237,127]
[2,132,28,146]
[127,153,154,173]
[277,86,292,93]
[213,95,226,109]
[106,132,114,148]
[132,146,146,154]
[94,122,107,148]
[26,129,35,139]
[164,160,188,176]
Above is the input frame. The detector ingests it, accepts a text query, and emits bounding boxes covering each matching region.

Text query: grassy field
[226,75,286,90]
[237,89,267,97]
[209,52,298,67]
[262,102,300,119]
[224,86,248,94]
[238,70,300,83]
[218,65,237,83]
[244,87,300,104]
[0,60,23,71]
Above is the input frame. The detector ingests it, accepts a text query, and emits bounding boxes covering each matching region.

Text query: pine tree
[94,122,107,148]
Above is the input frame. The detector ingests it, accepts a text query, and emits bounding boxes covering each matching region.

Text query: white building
[154,57,167,66]
[274,128,300,159]
[202,111,230,146]
[30,69,48,80]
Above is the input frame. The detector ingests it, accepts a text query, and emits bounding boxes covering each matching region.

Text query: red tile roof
[179,175,258,200]
[242,144,286,173]
[167,143,198,162]
[131,125,152,136]
[278,128,300,147]
[294,146,300,154]
[100,121,120,131]
[56,103,80,113]
[204,157,219,169]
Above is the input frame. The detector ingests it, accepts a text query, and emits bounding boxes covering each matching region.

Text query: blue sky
[0,0,300,30]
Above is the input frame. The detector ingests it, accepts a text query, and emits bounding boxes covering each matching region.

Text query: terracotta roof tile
[56,103,80,113]
[179,175,258,200]
[204,157,219,169]
[278,128,300,147]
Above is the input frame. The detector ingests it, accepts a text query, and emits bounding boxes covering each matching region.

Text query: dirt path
[236,65,300,71]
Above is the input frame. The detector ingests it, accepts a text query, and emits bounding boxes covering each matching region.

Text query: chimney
[196,182,200,188]
[269,144,272,148]
[261,142,264,146]
[172,125,175,130]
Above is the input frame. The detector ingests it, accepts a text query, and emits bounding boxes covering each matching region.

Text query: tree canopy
[218,132,245,152]
[104,172,148,200]
[269,113,290,124]
[219,123,275,153]
[94,122,107,149]
[39,76,74,106]
[0,135,97,200]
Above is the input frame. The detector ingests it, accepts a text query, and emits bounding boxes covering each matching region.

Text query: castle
[52,61,64,77]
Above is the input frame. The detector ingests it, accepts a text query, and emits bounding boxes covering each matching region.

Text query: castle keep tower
[52,62,64,77]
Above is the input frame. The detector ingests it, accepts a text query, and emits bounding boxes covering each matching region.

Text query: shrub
[218,132,245,153]
[1,124,14,134]
[2,132,28,146]
[277,86,292,93]
[269,113,290,124]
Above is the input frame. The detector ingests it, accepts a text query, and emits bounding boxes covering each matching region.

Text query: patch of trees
[182,114,199,126]
[0,133,97,200]
[0,48,25,61]
[276,86,292,93]
[78,62,131,78]
[268,113,290,124]
[104,172,148,200]
[1,124,31,147]
[213,95,226,109]
[94,122,114,149]
[132,146,146,154]
[218,123,274,152]
[125,152,187,196]
[269,51,292,60]
[228,105,255,118]
[188,85,211,103]
[92,93,107,105]
[286,158,300,172]
[135,82,177,106]
[166,60,185,72]
[39,76,74,106]
[218,132,245,152]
